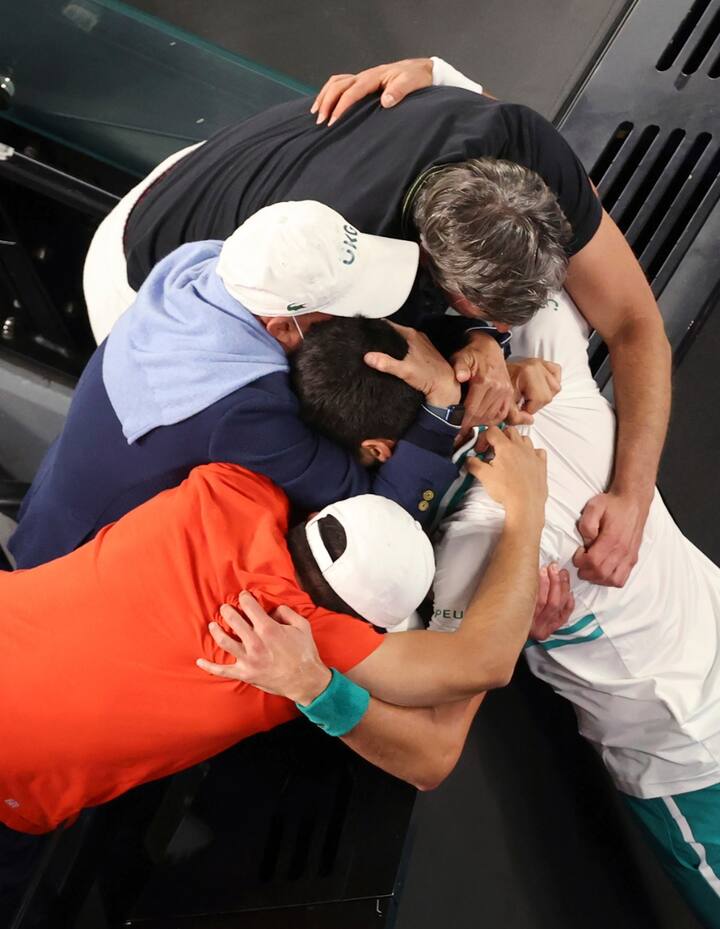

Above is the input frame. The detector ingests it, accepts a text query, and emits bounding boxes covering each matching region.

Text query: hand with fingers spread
[311,58,434,126]
[530,564,574,640]
[364,321,460,407]
[197,591,332,706]
[573,489,651,588]
[465,426,548,526]
[451,332,519,432]
[507,358,562,422]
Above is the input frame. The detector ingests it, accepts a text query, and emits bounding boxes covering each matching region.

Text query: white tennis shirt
[432,292,720,799]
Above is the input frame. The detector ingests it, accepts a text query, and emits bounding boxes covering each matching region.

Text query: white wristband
[430,56,484,96]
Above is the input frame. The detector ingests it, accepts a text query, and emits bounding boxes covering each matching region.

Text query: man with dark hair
[83,55,670,590]
[292,316,559,467]
[1,434,566,920]
[291,317,422,460]
[10,203,462,569]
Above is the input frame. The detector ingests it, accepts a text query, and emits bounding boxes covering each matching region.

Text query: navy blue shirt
[10,343,458,568]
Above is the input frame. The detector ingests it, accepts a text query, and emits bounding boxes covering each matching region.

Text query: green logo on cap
[342,223,359,266]
[287,302,306,312]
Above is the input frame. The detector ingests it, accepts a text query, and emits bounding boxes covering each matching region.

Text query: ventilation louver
[656,0,720,79]
[590,123,720,289]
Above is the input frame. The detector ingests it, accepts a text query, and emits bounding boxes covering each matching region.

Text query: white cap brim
[217,201,420,320]
[315,233,419,319]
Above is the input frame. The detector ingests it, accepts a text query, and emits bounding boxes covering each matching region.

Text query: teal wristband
[296,668,370,737]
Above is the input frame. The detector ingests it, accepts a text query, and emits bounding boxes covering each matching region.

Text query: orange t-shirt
[0,464,382,834]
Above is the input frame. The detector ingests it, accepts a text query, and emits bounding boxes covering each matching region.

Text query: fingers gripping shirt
[431,291,720,799]
[0,465,382,834]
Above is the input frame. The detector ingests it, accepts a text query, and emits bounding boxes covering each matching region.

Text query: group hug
[1,56,718,928]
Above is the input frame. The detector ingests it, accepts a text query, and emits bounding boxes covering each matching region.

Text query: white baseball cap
[216,200,419,319]
[305,494,435,630]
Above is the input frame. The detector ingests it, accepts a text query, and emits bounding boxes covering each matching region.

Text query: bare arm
[348,492,542,705]
[197,593,482,789]
[196,562,572,785]
[342,694,484,790]
[349,427,547,705]
[565,209,671,586]
[311,57,493,127]
[197,425,562,784]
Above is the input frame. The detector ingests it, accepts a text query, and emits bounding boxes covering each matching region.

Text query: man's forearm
[565,208,671,500]
[349,511,543,706]
[204,596,481,791]
[452,511,541,685]
[341,694,484,790]
[607,316,671,497]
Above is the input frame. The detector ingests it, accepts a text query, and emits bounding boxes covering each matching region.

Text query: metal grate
[656,0,713,72]
[597,125,659,214]
[616,128,686,234]
[591,124,719,285]
[681,4,720,74]
[560,0,720,384]
[589,121,634,186]
[711,47,720,75]
[644,135,718,278]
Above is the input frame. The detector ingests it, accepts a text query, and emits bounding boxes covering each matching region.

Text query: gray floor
[396,666,705,929]
[125,0,630,120]
[659,303,720,566]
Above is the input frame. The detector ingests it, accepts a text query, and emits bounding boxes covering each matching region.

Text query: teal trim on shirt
[526,613,603,650]
[551,613,597,636]
[533,627,605,650]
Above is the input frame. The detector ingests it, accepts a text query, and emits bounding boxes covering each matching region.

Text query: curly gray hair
[411,158,572,326]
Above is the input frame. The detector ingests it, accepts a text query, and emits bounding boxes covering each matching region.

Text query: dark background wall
[125,0,630,119]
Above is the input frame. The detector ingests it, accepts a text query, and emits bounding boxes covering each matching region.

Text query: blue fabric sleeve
[404,407,459,455]
[208,374,458,523]
[421,315,511,358]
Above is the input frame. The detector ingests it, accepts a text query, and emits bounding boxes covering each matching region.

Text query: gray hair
[411,158,572,326]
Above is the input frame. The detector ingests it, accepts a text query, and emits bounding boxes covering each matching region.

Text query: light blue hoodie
[103,241,289,443]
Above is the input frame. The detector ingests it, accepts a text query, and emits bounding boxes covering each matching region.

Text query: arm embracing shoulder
[210,376,458,524]
[348,511,541,706]
[340,693,483,790]
[209,380,369,511]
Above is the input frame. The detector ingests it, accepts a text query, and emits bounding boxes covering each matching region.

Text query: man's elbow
[410,744,464,792]
[453,655,514,695]
[609,311,670,355]
[487,660,515,690]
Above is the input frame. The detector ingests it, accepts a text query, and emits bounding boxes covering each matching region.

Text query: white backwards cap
[305,495,435,630]
[216,200,419,319]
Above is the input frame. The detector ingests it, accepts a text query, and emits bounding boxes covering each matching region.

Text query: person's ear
[448,292,485,319]
[360,438,395,463]
[263,316,302,353]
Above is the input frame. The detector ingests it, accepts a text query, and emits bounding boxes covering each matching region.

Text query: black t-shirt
[125,86,601,295]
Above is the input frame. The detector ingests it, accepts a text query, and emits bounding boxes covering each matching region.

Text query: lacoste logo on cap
[287,302,306,312]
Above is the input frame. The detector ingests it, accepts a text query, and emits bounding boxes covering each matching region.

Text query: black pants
[0,823,45,924]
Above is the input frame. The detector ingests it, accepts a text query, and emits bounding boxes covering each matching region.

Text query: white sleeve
[431,56,484,96]
[430,495,505,632]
